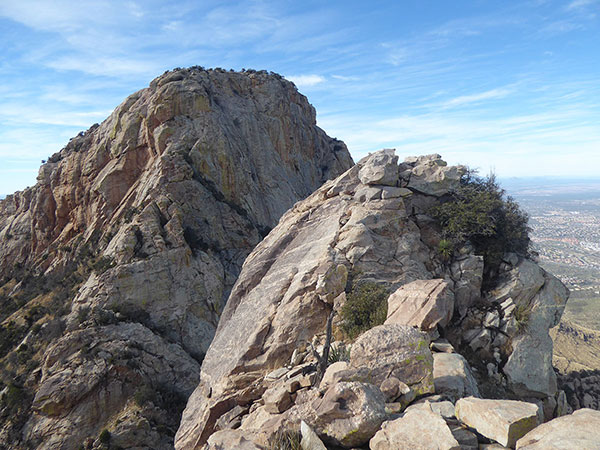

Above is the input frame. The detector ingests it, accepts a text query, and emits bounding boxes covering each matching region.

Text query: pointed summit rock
[0,67,352,449]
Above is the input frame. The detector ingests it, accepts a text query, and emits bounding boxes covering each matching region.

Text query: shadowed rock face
[0,67,352,449]
[176,151,569,449]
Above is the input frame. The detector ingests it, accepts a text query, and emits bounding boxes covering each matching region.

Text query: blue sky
[0,0,599,195]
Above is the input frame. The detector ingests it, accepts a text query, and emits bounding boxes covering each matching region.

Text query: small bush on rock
[340,282,388,340]
[430,171,530,285]
[267,429,302,450]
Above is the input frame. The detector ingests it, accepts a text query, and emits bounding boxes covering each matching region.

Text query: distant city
[503,177,600,328]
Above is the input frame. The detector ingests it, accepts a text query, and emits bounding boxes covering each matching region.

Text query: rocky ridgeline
[175,150,599,449]
[0,67,353,449]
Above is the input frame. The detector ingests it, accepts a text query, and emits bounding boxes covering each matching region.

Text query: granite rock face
[175,149,569,449]
[516,408,600,449]
[455,397,541,448]
[0,67,352,449]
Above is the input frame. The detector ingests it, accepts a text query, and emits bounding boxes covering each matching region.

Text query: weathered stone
[350,324,434,396]
[516,408,600,449]
[406,155,466,196]
[385,279,455,331]
[205,429,261,450]
[370,404,460,449]
[431,339,455,353]
[309,382,387,448]
[433,353,480,401]
[449,424,478,450]
[455,397,541,448]
[263,384,293,413]
[503,272,569,397]
[300,420,327,450]
[451,254,484,319]
[358,149,399,186]
[321,361,351,387]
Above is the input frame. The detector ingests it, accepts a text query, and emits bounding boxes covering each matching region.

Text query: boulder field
[175,150,588,449]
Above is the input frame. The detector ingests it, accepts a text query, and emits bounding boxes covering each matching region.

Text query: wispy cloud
[440,87,514,108]
[567,0,597,10]
[286,74,326,88]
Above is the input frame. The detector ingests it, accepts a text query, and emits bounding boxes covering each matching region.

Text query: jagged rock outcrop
[176,150,569,449]
[0,67,352,449]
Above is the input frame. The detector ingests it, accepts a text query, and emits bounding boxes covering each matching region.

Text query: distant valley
[504,177,600,373]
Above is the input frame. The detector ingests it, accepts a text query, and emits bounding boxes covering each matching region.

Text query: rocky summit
[175,149,576,450]
[0,67,352,449]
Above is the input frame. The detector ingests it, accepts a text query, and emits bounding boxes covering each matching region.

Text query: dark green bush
[98,429,111,444]
[340,282,388,340]
[430,172,530,284]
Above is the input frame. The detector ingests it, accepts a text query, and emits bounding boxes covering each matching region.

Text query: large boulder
[455,397,541,448]
[308,382,387,448]
[350,324,435,397]
[433,353,480,401]
[500,267,569,397]
[404,154,466,196]
[370,404,460,450]
[516,408,600,449]
[385,279,454,331]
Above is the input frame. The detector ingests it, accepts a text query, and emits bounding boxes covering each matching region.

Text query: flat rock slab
[370,405,460,449]
[455,397,541,448]
[516,408,600,449]
[350,324,434,397]
[385,279,454,331]
[433,353,480,401]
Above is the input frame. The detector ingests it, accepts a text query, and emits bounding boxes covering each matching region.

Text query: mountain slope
[0,67,352,449]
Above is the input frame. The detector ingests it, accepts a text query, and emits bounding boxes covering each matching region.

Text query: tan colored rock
[321,361,350,387]
[0,67,353,449]
[405,154,466,197]
[206,429,261,450]
[300,420,327,450]
[358,149,399,186]
[370,404,460,450]
[309,382,387,448]
[350,324,435,397]
[455,397,541,448]
[385,279,454,331]
[433,353,480,401]
[516,408,600,449]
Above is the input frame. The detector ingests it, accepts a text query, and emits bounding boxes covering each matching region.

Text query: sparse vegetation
[98,429,111,444]
[438,238,454,261]
[328,343,351,364]
[267,429,302,450]
[430,171,530,284]
[340,281,389,340]
[514,303,533,333]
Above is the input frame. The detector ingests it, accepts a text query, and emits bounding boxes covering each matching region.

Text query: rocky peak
[176,149,571,449]
[0,67,352,449]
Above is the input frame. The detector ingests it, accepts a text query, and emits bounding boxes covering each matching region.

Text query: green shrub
[328,343,350,364]
[98,429,111,444]
[340,282,388,340]
[438,239,454,260]
[430,171,530,284]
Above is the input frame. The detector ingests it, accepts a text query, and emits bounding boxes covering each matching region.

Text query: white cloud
[440,87,514,108]
[286,74,326,88]
[567,0,596,10]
